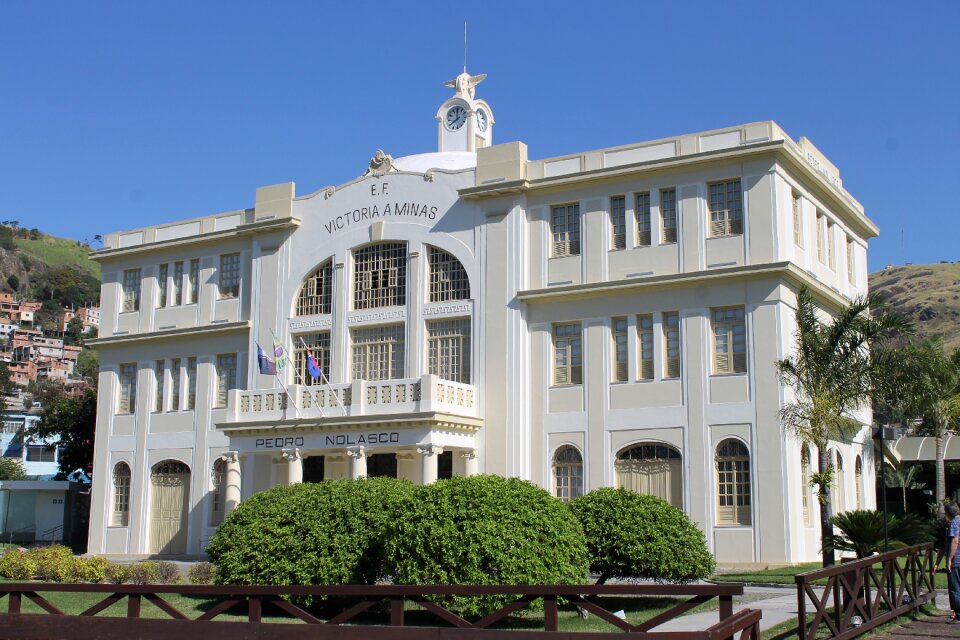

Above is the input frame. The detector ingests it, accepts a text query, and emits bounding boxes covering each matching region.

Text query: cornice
[86,320,250,348]
[216,411,484,433]
[517,261,849,309]
[90,217,300,262]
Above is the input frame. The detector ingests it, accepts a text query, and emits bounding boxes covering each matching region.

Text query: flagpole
[256,340,303,420]
[266,331,305,420]
[289,336,326,418]
[296,335,346,416]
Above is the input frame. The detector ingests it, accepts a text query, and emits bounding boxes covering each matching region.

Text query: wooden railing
[795,543,936,640]
[0,582,760,639]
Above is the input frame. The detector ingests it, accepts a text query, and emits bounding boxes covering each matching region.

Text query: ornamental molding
[363,149,396,178]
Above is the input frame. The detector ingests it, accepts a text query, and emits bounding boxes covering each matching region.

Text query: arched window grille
[296,260,333,316]
[716,439,751,526]
[428,247,470,302]
[615,443,683,507]
[353,243,406,309]
[553,446,583,503]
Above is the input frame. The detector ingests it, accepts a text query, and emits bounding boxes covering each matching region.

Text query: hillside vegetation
[869,262,960,351]
[13,235,100,279]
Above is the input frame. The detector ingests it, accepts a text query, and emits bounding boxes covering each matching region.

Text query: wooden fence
[0,582,760,639]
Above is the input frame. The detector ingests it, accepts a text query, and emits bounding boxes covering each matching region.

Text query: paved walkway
[657,585,952,634]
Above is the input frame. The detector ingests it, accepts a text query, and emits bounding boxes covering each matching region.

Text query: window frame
[218,253,241,299]
[609,196,626,250]
[663,312,681,379]
[118,363,137,414]
[660,188,678,244]
[427,318,472,383]
[153,360,164,413]
[637,314,654,380]
[635,192,651,247]
[711,307,747,375]
[611,317,628,383]
[173,261,184,306]
[428,247,471,303]
[550,203,581,257]
[296,260,334,316]
[351,324,405,381]
[122,269,141,313]
[552,322,582,386]
[187,259,199,304]
[293,332,332,386]
[707,179,744,237]
[210,458,225,526]
[552,446,584,503]
[353,243,408,310]
[111,462,131,527]
[215,353,237,409]
[157,264,168,308]
[716,438,752,526]
[792,191,804,248]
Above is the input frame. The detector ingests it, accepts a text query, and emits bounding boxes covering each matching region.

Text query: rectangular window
[118,363,137,414]
[219,253,241,299]
[635,192,651,247]
[122,269,141,312]
[638,314,654,380]
[215,354,237,409]
[826,221,836,270]
[188,259,199,304]
[663,312,681,379]
[816,212,825,263]
[170,358,181,411]
[712,307,747,374]
[660,189,677,244]
[612,317,628,382]
[186,357,197,410]
[173,261,184,306]
[354,243,407,309]
[551,203,580,257]
[293,332,332,386]
[708,179,743,237]
[428,319,471,383]
[553,322,582,386]
[610,196,626,250]
[157,264,168,308]
[846,237,856,284]
[792,192,803,247]
[26,445,56,462]
[154,360,164,412]
[351,325,405,381]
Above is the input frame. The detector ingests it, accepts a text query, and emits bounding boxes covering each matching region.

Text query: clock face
[445,105,467,131]
[476,109,488,132]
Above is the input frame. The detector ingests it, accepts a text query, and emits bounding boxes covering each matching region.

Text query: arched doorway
[615,443,683,507]
[149,460,190,555]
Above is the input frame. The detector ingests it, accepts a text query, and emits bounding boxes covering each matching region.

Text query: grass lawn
[712,558,947,590]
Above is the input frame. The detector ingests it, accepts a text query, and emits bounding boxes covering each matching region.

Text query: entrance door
[149,461,190,555]
[366,454,397,478]
[303,456,325,483]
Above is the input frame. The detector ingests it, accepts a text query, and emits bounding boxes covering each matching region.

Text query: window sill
[549,254,581,260]
[549,384,582,389]
[107,524,129,529]
[709,371,748,378]
[714,523,753,529]
[706,234,743,240]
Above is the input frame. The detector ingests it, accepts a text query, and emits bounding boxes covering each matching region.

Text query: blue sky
[1,1,957,272]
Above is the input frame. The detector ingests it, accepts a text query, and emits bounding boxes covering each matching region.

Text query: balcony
[221,374,478,425]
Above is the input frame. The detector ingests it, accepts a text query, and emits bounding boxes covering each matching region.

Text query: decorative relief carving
[322,186,337,200]
[422,302,473,317]
[423,171,435,183]
[347,308,406,324]
[364,150,396,178]
[289,317,334,330]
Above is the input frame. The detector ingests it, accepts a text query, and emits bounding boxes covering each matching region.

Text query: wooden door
[149,461,190,555]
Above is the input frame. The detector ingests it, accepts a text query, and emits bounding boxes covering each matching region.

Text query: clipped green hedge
[207,477,414,589]
[569,488,715,583]
[385,475,589,617]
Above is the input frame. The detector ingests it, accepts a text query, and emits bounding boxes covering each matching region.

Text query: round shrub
[569,488,715,584]
[79,556,109,583]
[0,549,36,580]
[104,562,130,584]
[127,561,159,585]
[207,477,415,588]
[154,561,182,584]
[385,475,589,617]
[31,545,74,582]
[188,562,216,585]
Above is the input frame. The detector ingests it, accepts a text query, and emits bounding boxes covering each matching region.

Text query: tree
[0,361,15,397]
[897,340,960,516]
[64,316,86,346]
[0,458,26,481]
[75,348,99,381]
[777,287,910,566]
[33,389,97,479]
[829,510,933,558]
[882,463,924,513]
[6,274,19,292]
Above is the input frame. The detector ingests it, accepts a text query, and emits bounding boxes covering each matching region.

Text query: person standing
[944,503,960,623]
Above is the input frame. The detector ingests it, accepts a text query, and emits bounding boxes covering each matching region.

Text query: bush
[154,561,181,584]
[0,549,37,580]
[127,561,158,585]
[207,477,416,592]
[188,562,216,585]
[385,475,589,617]
[104,562,130,584]
[31,545,75,582]
[830,510,935,558]
[79,556,109,583]
[569,488,715,584]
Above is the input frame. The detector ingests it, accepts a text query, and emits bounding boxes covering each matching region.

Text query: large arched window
[428,247,470,302]
[615,443,682,508]
[716,439,751,526]
[296,259,333,316]
[553,446,583,503]
[834,451,846,514]
[111,462,131,526]
[801,445,812,527]
[854,455,863,510]
[210,458,225,526]
[353,243,407,309]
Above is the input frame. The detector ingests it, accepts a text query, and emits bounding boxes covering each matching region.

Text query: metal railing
[0,582,760,639]
[795,542,936,640]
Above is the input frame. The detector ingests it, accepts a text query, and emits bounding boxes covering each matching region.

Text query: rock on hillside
[870,262,960,351]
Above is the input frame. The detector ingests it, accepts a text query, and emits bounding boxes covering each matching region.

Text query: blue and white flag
[256,343,277,375]
[306,349,322,381]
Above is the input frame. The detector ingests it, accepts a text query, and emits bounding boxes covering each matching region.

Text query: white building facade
[88,73,877,564]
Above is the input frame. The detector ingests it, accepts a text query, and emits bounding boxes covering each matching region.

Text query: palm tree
[830,510,933,558]
[881,463,924,513]
[777,287,910,567]
[899,340,960,517]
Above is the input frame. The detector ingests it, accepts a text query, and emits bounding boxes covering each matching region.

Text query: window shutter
[733,352,747,373]
[717,503,735,525]
[571,364,582,385]
[640,358,653,380]
[637,230,651,246]
[711,219,726,237]
[663,227,677,243]
[612,233,625,250]
[714,351,730,374]
[666,357,680,379]
[615,361,627,382]
[570,239,580,255]
[555,364,568,386]
[730,218,743,235]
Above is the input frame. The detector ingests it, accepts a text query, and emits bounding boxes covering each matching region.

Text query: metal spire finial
[463,21,467,73]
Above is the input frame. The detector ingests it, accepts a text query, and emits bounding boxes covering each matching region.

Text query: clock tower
[436,70,494,153]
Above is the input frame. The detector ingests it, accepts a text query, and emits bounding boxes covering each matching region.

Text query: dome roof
[392,151,476,173]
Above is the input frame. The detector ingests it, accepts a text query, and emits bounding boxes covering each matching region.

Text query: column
[282,448,303,484]
[223,451,242,515]
[418,444,443,485]
[347,446,367,479]
[460,448,479,477]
